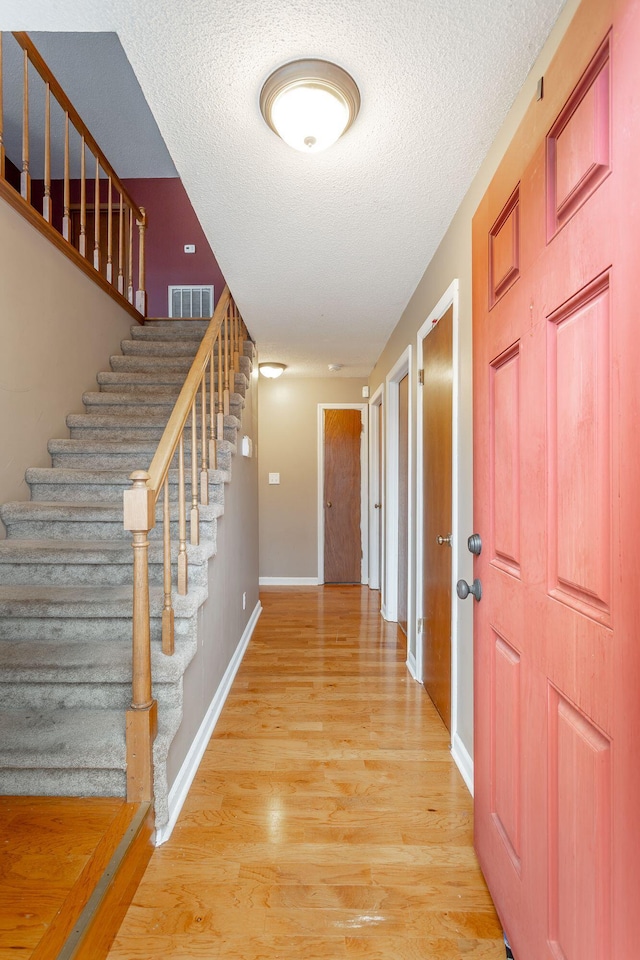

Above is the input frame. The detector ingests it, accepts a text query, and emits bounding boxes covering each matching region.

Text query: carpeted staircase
[0,319,253,827]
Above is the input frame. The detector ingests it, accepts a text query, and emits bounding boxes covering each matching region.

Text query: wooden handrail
[146,286,232,496]
[12,32,144,223]
[123,287,250,803]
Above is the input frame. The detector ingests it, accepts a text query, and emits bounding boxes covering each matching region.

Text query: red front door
[472,1,640,956]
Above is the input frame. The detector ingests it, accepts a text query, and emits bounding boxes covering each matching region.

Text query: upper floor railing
[0,32,146,317]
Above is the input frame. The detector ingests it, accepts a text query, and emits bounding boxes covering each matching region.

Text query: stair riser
[0,680,182,710]
[131,327,209,342]
[0,614,198,644]
[83,396,243,414]
[121,340,199,357]
[110,356,193,373]
[49,449,233,471]
[0,560,209,587]
[0,769,125,797]
[3,517,218,542]
[99,383,183,395]
[97,379,247,399]
[27,479,226,506]
[68,424,240,443]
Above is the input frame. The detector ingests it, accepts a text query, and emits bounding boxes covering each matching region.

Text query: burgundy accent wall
[8,173,226,319]
[123,178,226,317]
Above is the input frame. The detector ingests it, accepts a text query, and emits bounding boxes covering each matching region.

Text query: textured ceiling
[0,1,566,377]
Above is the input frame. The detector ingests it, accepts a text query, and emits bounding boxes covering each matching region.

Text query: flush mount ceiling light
[260,59,360,153]
[259,362,287,379]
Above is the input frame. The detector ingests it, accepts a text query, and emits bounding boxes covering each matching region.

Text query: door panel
[472,1,640,956]
[422,306,453,728]
[397,375,409,633]
[323,409,361,584]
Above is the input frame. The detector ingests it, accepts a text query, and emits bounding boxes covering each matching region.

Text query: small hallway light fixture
[259,362,287,379]
[260,59,360,153]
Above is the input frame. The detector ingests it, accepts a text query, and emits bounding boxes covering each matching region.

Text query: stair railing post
[123,470,158,803]
[136,206,147,315]
[200,373,209,506]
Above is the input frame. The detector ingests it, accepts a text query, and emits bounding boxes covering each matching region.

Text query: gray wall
[258,376,366,580]
[166,375,259,786]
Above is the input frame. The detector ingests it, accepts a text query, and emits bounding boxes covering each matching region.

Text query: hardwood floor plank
[108,587,503,959]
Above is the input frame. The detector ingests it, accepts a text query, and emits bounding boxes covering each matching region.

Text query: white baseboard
[259,576,319,586]
[451,731,474,796]
[155,600,262,846]
[406,650,418,681]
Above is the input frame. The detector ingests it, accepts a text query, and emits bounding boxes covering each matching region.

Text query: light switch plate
[183,243,196,254]
[268,472,280,484]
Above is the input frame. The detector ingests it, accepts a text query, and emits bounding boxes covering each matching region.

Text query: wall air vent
[168,285,214,319]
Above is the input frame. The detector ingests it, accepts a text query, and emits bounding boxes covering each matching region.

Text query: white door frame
[384,347,414,672]
[368,384,384,593]
[415,279,470,789]
[317,403,369,585]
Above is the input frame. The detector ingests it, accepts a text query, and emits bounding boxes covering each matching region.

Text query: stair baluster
[200,373,209,505]
[162,478,175,655]
[177,434,188,594]
[209,346,217,470]
[190,400,200,546]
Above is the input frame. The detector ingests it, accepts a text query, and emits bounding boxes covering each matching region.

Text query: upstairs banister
[11,32,144,224]
[0,31,147,319]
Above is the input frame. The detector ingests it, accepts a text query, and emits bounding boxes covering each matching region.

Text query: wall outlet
[242,591,246,610]
[183,243,196,254]
[268,472,280,484]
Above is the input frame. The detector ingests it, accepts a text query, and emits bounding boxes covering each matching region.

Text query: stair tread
[26,466,230,485]
[1,499,224,522]
[48,438,234,453]
[0,707,125,767]
[0,539,215,564]
[132,326,208,341]
[0,583,208,617]
[0,638,192,682]
[66,412,242,426]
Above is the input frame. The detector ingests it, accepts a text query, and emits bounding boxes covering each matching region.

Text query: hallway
[108,586,503,958]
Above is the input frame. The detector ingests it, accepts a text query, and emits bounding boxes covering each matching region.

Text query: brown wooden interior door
[323,409,361,583]
[472,1,640,956]
[396,375,409,633]
[422,306,453,729]
[377,401,384,592]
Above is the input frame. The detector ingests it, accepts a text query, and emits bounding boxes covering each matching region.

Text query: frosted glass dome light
[260,60,360,154]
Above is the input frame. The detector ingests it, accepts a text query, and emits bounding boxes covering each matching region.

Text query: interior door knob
[326,501,332,508]
[436,534,452,546]
[456,578,482,602]
[374,503,382,509]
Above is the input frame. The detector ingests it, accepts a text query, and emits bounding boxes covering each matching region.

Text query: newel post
[135,206,147,316]
[123,470,157,802]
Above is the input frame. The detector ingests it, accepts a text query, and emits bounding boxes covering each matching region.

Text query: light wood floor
[0,796,128,959]
[108,586,504,959]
